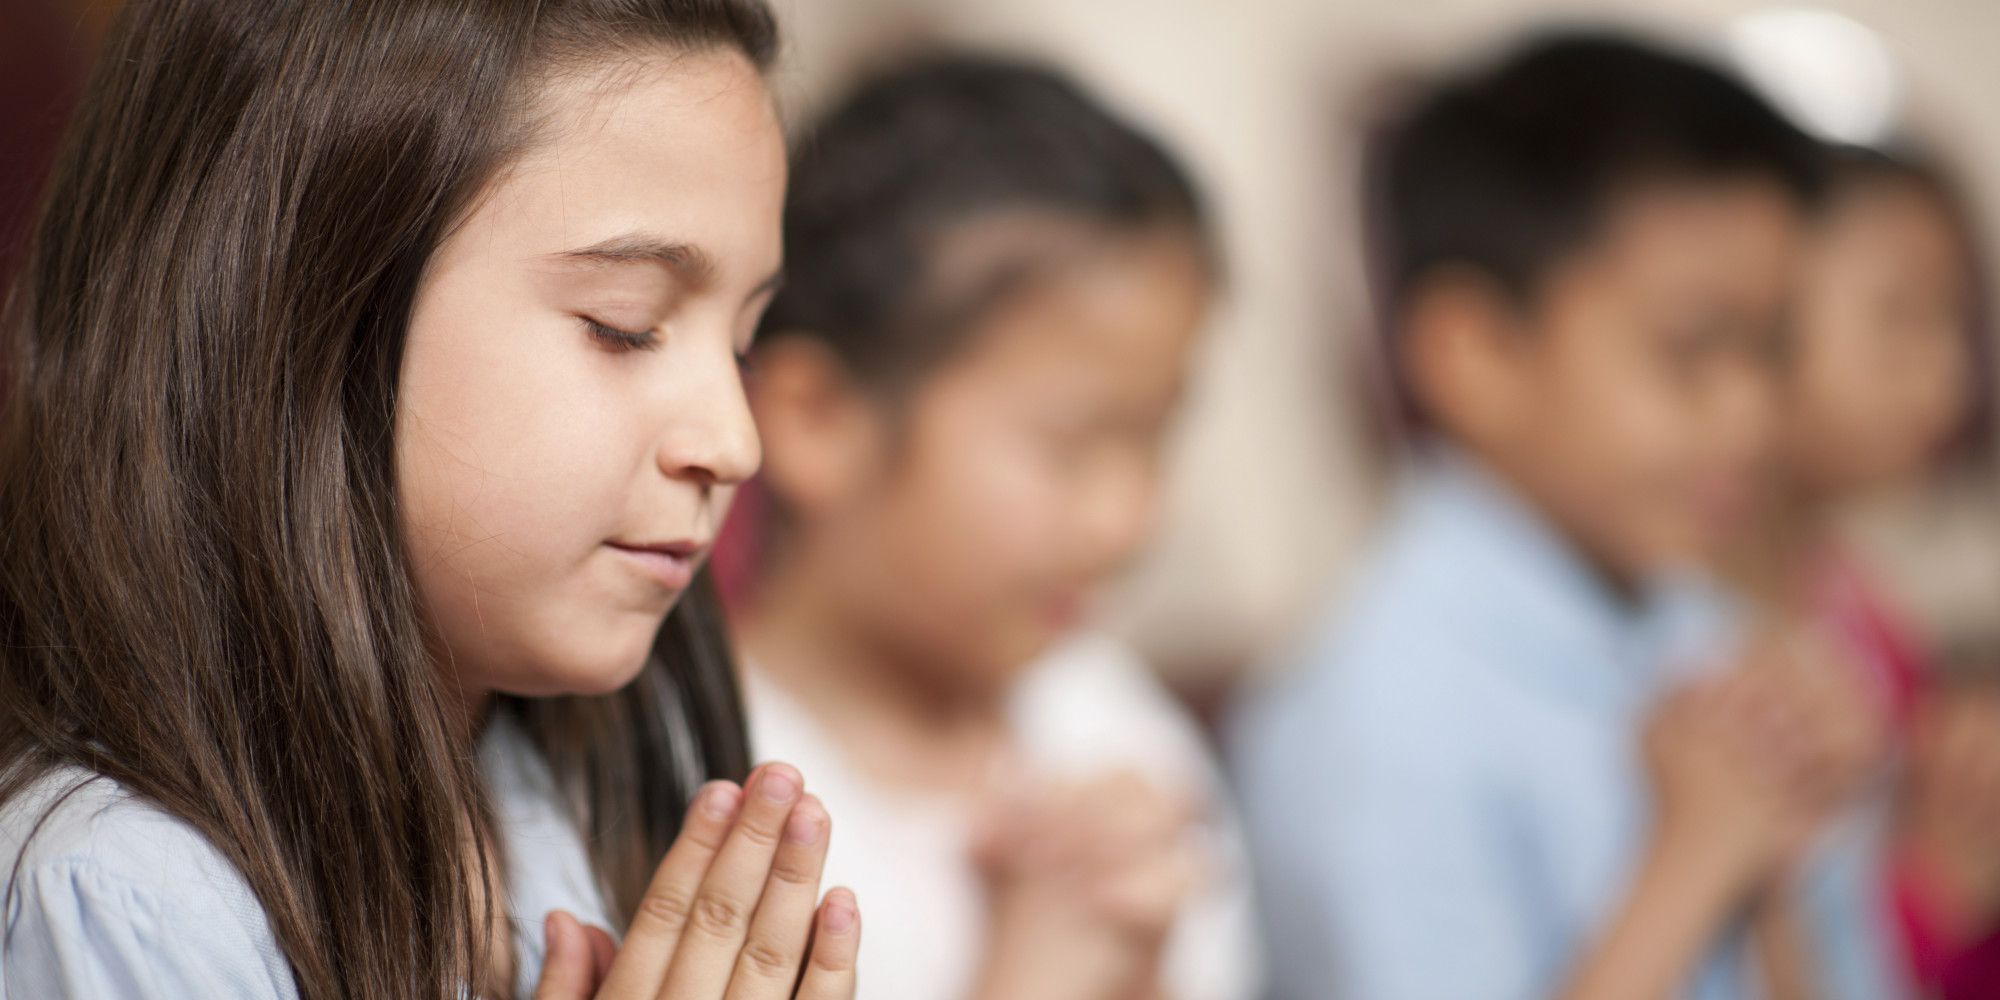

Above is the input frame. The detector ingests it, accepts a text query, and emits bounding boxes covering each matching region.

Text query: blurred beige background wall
[8,0,1994,695]
[767,0,2000,695]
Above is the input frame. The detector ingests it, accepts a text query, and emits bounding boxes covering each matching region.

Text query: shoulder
[2,765,259,907]
[1238,575,1497,767]
[479,715,618,1000]
[1,765,295,998]
[1230,565,1510,826]
[1236,473,1583,762]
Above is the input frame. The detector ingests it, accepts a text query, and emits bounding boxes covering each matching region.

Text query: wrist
[1558,822,1769,1000]
[1648,814,1770,914]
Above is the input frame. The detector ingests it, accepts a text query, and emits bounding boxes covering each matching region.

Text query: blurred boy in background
[1233,33,1900,1000]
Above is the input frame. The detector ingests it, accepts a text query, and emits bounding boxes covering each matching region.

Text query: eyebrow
[550,234,717,278]
[546,233,784,299]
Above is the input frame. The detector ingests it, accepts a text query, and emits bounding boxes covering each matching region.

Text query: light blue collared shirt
[0,712,614,999]
[1229,456,1901,1000]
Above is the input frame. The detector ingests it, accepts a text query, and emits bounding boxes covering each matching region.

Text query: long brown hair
[0,1,775,997]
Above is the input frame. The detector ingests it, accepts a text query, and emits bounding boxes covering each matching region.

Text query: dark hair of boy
[1361,31,1827,434]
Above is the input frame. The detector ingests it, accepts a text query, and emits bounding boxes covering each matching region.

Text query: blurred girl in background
[1725,145,2000,998]
[716,54,1262,1000]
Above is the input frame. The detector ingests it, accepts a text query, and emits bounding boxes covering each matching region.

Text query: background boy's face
[775,229,1209,687]
[1430,178,1802,582]
[1782,180,1973,498]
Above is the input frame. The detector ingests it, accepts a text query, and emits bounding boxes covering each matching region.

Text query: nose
[655,344,762,489]
[1716,347,1779,466]
[1079,459,1162,574]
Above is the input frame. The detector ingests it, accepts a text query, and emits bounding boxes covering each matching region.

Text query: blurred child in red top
[1724,144,2000,999]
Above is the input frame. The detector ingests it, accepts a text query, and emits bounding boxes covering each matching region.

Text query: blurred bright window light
[1726,6,1901,146]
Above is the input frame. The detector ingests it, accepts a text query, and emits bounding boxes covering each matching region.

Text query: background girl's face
[779,227,1210,686]
[1782,179,1975,498]
[398,48,785,699]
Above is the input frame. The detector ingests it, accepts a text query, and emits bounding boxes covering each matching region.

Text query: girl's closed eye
[582,316,660,352]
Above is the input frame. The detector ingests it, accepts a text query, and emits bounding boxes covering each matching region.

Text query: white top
[745,631,1264,1000]
[0,712,611,1000]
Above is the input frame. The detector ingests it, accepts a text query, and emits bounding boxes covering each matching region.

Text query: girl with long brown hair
[0,2,858,998]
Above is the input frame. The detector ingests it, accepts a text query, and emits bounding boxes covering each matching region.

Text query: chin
[555,660,651,697]
[499,635,655,699]
[979,626,1062,681]
[1635,533,1712,577]
[573,639,660,695]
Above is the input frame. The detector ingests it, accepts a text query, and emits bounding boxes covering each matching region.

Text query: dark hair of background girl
[0,2,774,997]
[758,52,1215,398]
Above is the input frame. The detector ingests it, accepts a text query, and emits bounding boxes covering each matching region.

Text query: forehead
[1820,182,1967,268]
[926,228,1211,403]
[444,47,786,274]
[1576,177,1803,309]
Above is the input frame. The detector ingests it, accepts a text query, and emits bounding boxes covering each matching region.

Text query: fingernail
[822,891,857,934]
[758,765,801,802]
[544,909,574,947]
[785,804,824,845]
[701,782,743,820]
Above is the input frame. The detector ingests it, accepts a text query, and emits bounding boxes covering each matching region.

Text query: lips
[606,539,708,592]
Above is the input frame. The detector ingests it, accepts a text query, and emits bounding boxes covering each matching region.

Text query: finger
[1968,716,2000,804]
[1945,696,1995,763]
[976,790,1077,877]
[595,780,744,996]
[970,781,1041,872]
[793,889,861,1000]
[533,910,600,1000]
[1080,782,1195,868]
[1091,845,1200,935]
[1033,776,1138,869]
[657,763,805,998]
[725,794,830,999]
[586,925,617,985]
[1718,680,1816,790]
[1002,782,1085,871]
[1738,631,1794,677]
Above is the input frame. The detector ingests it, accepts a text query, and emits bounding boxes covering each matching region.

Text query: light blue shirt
[1230,457,1901,1000]
[0,712,614,999]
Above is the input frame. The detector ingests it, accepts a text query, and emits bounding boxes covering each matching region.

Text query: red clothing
[0,0,91,285]
[1817,555,2000,999]
[711,477,770,618]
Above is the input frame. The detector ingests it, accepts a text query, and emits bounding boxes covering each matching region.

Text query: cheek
[1881,325,1973,446]
[1790,330,1904,465]
[1542,335,1748,558]
[396,301,654,685]
[1800,322,1885,412]
[1536,335,1687,481]
[849,411,1071,651]
[400,319,629,569]
[913,417,1068,577]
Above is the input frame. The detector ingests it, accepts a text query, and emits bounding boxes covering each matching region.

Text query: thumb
[532,910,599,1000]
